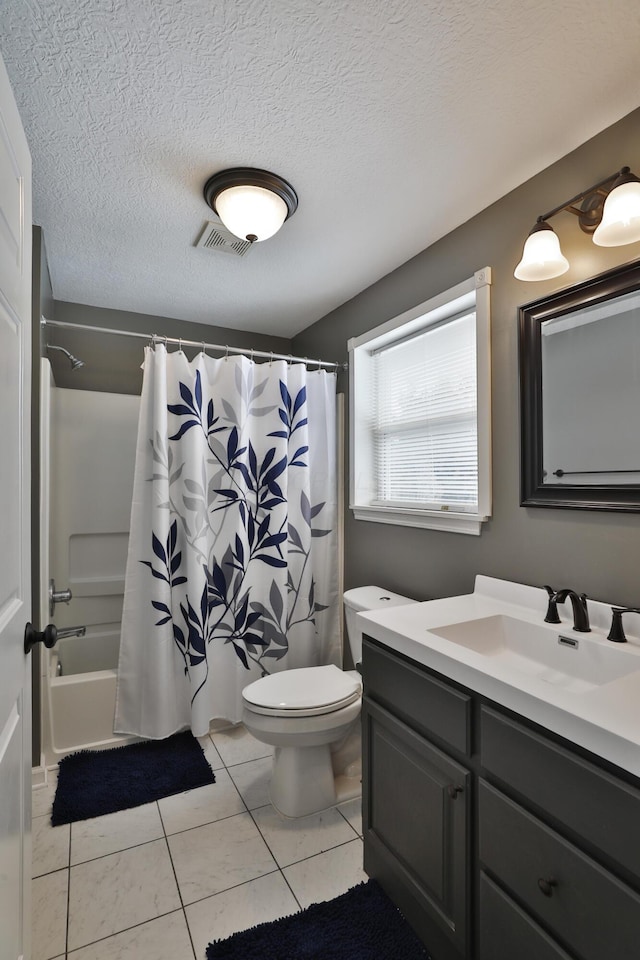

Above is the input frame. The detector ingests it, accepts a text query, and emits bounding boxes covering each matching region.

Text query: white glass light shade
[514,223,569,282]
[215,185,288,242]
[593,179,640,247]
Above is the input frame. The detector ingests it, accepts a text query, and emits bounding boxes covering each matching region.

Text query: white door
[0,53,33,960]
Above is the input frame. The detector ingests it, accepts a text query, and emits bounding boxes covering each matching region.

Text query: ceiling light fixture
[514,166,640,282]
[203,167,298,243]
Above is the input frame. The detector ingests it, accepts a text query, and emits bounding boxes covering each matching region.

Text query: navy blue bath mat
[51,731,215,826]
[206,880,430,960]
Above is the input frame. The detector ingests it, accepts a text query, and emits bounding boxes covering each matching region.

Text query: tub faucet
[544,586,590,633]
[55,625,87,639]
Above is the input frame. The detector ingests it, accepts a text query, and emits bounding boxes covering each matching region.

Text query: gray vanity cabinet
[362,639,472,960]
[361,636,640,960]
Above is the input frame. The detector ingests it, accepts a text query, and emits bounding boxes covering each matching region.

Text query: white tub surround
[44,656,137,764]
[357,576,640,778]
[40,380,140,764]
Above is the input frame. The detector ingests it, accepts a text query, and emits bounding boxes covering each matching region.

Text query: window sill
[351,504,489,535]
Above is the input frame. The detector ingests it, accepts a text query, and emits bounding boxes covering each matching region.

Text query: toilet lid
[242,665,361,717]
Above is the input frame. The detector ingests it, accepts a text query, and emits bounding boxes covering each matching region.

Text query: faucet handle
[607,607,640,643]
[543,585,561,624]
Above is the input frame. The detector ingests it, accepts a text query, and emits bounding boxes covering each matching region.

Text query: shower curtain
[115,345,339,739]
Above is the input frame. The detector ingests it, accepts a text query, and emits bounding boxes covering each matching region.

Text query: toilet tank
[343,586,416,667]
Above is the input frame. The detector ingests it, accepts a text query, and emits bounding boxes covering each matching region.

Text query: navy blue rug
[51,731,215,826]
[206,880,430,960]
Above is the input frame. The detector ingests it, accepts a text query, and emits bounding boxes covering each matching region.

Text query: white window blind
[372,313,478,509]
[349,268,491,534]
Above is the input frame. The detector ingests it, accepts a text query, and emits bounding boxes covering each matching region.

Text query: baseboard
[31,757,48,788]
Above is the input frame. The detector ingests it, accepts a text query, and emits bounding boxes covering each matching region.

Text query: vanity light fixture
[514,166,640,281]
[203,167,298,243]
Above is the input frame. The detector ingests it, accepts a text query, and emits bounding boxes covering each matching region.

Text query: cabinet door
[362,696,470,955]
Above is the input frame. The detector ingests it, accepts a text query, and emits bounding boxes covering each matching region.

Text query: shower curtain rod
[40,317,347,371]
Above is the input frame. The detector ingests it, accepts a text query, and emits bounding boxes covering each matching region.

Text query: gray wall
[292,106,640,609]
[46,301,292,395]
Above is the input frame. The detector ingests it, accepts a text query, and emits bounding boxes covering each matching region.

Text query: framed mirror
[519,259,640,511]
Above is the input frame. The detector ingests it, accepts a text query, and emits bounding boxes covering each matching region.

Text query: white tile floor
[32,727,367,960]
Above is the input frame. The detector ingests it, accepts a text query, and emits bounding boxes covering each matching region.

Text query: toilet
[241,586,416,818]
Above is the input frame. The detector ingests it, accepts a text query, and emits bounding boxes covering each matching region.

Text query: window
[349,268,492,534]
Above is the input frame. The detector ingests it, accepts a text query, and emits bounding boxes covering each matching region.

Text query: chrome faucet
[544,586,590,632]
[55,625,87,640]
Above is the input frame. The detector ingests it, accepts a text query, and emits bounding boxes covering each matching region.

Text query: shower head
[46,344,85,370]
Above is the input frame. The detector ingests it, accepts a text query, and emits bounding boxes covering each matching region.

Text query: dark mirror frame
[519,258,640,512]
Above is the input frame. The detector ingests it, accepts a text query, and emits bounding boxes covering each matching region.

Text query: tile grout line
[336,804,362,839]
[224,751,301,911]
[63,907,190,958]
[63,801,254,869]
[65,808,194,958]
[63,830,164,870]
[178,867,283,912]
[186,736,301,951]
[220,740,364,909]
[157,800,198,960]
[220,743,304,913]
[244,803,304,912]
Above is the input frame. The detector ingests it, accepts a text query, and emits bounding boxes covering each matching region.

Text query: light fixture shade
[593,172,640,247]
[514,221,569,282]
[203,168,298,243]
[214,185,288,242]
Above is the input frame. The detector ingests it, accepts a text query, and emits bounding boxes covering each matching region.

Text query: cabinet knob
[447,784,464,800]
[537,877,558,897]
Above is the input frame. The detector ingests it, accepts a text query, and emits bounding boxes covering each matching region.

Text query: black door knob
[24,622,57,654]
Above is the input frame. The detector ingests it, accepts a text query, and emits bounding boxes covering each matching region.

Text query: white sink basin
[430,615,640,693]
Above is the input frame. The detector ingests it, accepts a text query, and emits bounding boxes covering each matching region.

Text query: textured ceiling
[1,0,640,337]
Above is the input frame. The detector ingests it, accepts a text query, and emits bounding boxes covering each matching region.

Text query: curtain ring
[269,351,273,366]
[317,358,322,372]
[250,348,254,363]
[178,337,182,353]
[225,345,229,361]
[163,335,168,348]
[201,340,206,356]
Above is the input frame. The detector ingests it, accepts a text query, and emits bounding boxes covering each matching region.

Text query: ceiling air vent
[195,220,252,257]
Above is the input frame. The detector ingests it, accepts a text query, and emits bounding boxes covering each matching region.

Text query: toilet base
[269,743,361,818]
[334,772,362,805]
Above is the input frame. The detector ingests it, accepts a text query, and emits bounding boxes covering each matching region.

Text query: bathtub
[43,650,136,765]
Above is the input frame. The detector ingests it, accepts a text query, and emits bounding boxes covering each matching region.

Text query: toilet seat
[242,664,361,718]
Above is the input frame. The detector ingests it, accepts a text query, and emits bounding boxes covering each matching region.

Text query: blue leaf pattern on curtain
[115,347,339,738]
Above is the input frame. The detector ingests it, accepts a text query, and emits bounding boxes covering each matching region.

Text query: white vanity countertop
[357,575,640,779]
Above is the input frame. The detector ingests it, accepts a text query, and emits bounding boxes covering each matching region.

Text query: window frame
[348,268,492,535]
